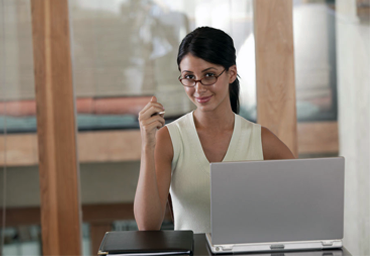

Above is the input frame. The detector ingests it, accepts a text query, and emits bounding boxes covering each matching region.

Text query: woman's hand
[135,97,172,231]
[138,96,165,149]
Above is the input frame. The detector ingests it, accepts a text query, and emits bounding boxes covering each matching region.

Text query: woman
[134,27,295,234]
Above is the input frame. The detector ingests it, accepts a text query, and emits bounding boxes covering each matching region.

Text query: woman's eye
[184,74,195,79]
[205,73,216,77]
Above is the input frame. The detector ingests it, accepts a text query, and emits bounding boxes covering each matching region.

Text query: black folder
[98,230,194,255]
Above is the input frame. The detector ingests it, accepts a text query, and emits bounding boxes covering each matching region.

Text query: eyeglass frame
[178,69,227,87]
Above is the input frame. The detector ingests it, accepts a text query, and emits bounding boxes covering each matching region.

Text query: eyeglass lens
[181,76,217,87]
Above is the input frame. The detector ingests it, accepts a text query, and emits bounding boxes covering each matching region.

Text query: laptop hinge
[270,244,285,250]
[322,241,334,246]
[215,245,233,252]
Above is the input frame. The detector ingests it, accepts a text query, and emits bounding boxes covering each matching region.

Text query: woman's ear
[228,65,237,84]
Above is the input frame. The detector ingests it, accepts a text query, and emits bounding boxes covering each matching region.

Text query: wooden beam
[30,0,81,255]
[78,130,141,163]
[357,0,370,22]
[0,123,339,166]
[0,203,172,227]
[0,130,141,166]
[82,203,136,223]
[0,133,38,166]
[0,207,40,227]
[254,0,298,157]
[298,121,338,155]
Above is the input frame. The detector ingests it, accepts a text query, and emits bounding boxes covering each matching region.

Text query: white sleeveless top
[166,111,264,233]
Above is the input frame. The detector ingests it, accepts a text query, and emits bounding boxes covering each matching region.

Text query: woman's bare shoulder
[261,126,296,160]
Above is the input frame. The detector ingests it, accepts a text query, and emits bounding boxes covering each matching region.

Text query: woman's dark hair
[177,26,240,114]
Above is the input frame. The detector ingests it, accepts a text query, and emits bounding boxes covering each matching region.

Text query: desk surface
[193,234,351,256]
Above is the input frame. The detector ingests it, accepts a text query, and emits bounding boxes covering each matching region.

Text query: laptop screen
[210,157,344,245]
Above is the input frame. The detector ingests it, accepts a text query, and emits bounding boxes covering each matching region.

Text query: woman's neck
[193,107,235,132]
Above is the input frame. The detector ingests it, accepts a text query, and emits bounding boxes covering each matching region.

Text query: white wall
[336,1,370,255]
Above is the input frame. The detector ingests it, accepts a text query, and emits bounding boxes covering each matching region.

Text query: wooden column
[30,0,82,255]
[254,0,298,156]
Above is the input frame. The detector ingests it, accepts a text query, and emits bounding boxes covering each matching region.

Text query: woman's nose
[195,81,207,93]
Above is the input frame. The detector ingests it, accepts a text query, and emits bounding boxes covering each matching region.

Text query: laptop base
[205,233,342,254]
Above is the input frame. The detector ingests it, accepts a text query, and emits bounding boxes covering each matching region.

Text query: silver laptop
[206,157,345,254]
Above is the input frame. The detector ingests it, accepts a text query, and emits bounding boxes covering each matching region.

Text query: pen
[151,111,165,117]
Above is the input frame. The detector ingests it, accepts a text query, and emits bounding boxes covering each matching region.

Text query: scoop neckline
[189,111,240,168]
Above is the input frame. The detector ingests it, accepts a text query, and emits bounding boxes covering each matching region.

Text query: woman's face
[179,54,237,113]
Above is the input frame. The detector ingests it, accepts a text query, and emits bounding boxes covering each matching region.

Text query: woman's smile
[195,95,213,103]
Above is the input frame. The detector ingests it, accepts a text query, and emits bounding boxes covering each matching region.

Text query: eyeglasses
[178,69,226,87]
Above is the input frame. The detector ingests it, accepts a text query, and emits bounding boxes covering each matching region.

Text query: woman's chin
[195,104,215,112]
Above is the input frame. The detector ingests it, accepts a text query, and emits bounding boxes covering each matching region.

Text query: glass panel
[68,1,367,255]
[69,0,255,131]
[291,0,339,158]
[0,0,42,255]
[239,0,339,124]
[69,0,254,254]
[293,0,337,122]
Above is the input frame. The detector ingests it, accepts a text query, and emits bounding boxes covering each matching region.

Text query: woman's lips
[195,95,212,103]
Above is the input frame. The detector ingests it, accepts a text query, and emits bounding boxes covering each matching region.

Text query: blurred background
[1,0,369,255]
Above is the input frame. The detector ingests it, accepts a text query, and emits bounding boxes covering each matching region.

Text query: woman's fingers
[140,115,165,130]
[142,120,165,132]
[138,97,166,148]
[141,100,164,113]
[139,106,165,122]
[140,96,164,113]
[139,97,165,121]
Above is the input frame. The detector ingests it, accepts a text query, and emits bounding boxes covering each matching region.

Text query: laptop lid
[210,157,345,245]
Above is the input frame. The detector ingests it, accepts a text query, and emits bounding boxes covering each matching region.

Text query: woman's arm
[134,97,173,230]
[261,126,296,160]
